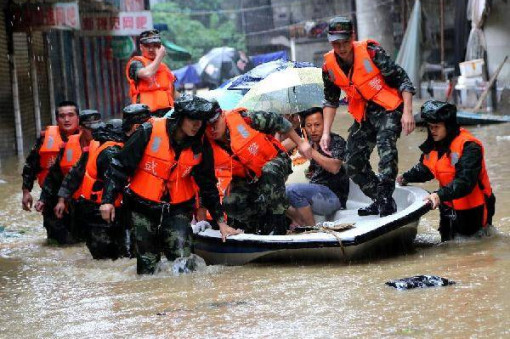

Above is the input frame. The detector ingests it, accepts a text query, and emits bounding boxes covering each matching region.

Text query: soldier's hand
[297,140,312,160]
[157,45,166,59]
[401,109,415,136]
[218,222,242,242]
[54,199,66,219]
[319,133,332,156]
[34,200,45,213]
[424,192,440,209]
[396,175,407,186]
[22,190,33,211]
[100,204,115,223]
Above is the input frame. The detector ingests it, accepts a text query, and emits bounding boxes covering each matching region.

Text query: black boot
[358,200,379,216]
[378,197,397,217]
[378,182,397,217]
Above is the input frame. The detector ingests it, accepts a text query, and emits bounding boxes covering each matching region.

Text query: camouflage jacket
[57,144,122,201]
[101,119,225,222]
[21,131,72,191]
[322,42,416,110]
[402,142,483,202]
[21,136,44,191]
[39,148,66,203]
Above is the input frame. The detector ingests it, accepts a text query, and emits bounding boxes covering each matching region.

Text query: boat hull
[195,220,418,265]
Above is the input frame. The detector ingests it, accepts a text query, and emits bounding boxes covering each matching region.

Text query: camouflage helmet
[79,109,102,129]
[421,100,457,124]
[123,103,151,121]
[172,94,221,121]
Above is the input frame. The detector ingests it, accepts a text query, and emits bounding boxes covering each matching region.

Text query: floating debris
[386,275,456,290]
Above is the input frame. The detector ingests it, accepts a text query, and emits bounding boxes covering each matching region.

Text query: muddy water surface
[1,111,509,338]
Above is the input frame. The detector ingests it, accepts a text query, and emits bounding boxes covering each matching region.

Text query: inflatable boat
[193,179,431,265]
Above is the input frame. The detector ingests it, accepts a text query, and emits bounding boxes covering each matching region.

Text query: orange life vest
[59,132,84,200]
[129,118,202,204]
[80,141,124,207]
[215,108,283,180]
[125,56,176,112]
[209,141,245,198]
[422,128,492,223]
[323,39,403,122]
[37,126,64,187]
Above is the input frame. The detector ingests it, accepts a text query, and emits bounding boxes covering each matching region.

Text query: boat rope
[300,223,355,256]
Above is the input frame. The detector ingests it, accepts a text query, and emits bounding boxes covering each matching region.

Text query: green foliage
[152,2,245,70]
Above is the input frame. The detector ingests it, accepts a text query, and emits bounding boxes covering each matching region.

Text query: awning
[162,39,191,61]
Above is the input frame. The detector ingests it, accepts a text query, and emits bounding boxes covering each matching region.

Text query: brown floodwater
[1,110,509,338]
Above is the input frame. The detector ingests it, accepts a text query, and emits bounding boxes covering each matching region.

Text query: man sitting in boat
[286,107,349,227]
[397,100,496,241]
[205,105,312,235]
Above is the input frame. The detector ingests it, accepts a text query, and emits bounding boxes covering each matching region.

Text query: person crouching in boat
[204,105,312,235]
[99,95,240,274]
[397,100,496,241]
[286,107,349,227]
[54,104,152,260]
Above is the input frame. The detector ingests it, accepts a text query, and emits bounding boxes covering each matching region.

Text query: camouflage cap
[174,94,221,121]
[327,16,353,42]
[421,100,457,123]
[79,109,102,129]
[139,29,161,45]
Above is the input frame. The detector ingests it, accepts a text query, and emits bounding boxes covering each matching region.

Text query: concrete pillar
[355,0,396,56]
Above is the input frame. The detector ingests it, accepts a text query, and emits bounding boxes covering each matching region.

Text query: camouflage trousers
[42,199,78,245]
[222,152,292,235]
[76,199,129,260]
[132,203,194,274]
[345,108,402,200]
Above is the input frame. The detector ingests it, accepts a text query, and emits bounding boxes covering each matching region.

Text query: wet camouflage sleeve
[369,43,416,94]
[321,42,415,108]
[191,138,225,222]
[437,142,483,202]
[322,67,341,108]
[128,60,144,82]
[39,149,64,203]
[102,124,152,204]
[402,159,434,185]
[97,146,122,181]
[21,136,44,191]
[57,152,88,200]
[241,110,292,135]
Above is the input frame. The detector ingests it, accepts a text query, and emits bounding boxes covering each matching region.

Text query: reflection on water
[1,111,509,337]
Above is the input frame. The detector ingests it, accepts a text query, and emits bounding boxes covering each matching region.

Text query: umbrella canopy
[200,88,244,110]
[196,47,240,88]
[226,60,314,91]
[236,67,325,114]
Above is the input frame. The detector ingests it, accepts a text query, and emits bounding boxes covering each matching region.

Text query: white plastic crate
[459,59,485,78]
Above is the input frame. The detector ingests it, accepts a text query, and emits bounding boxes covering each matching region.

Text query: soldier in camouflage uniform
[100,96,240,274]
[55,104,151,259]
[21,101,80,244]
[205,108,312,235]
[34,108,100,243]
[320,16,416,217]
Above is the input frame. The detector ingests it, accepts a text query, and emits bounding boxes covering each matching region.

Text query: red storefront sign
[10,2,80,31]
[80,11,153,36]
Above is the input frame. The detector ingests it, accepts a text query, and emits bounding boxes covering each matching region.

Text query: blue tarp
[250,51,289,66]
[174,64,201,88]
